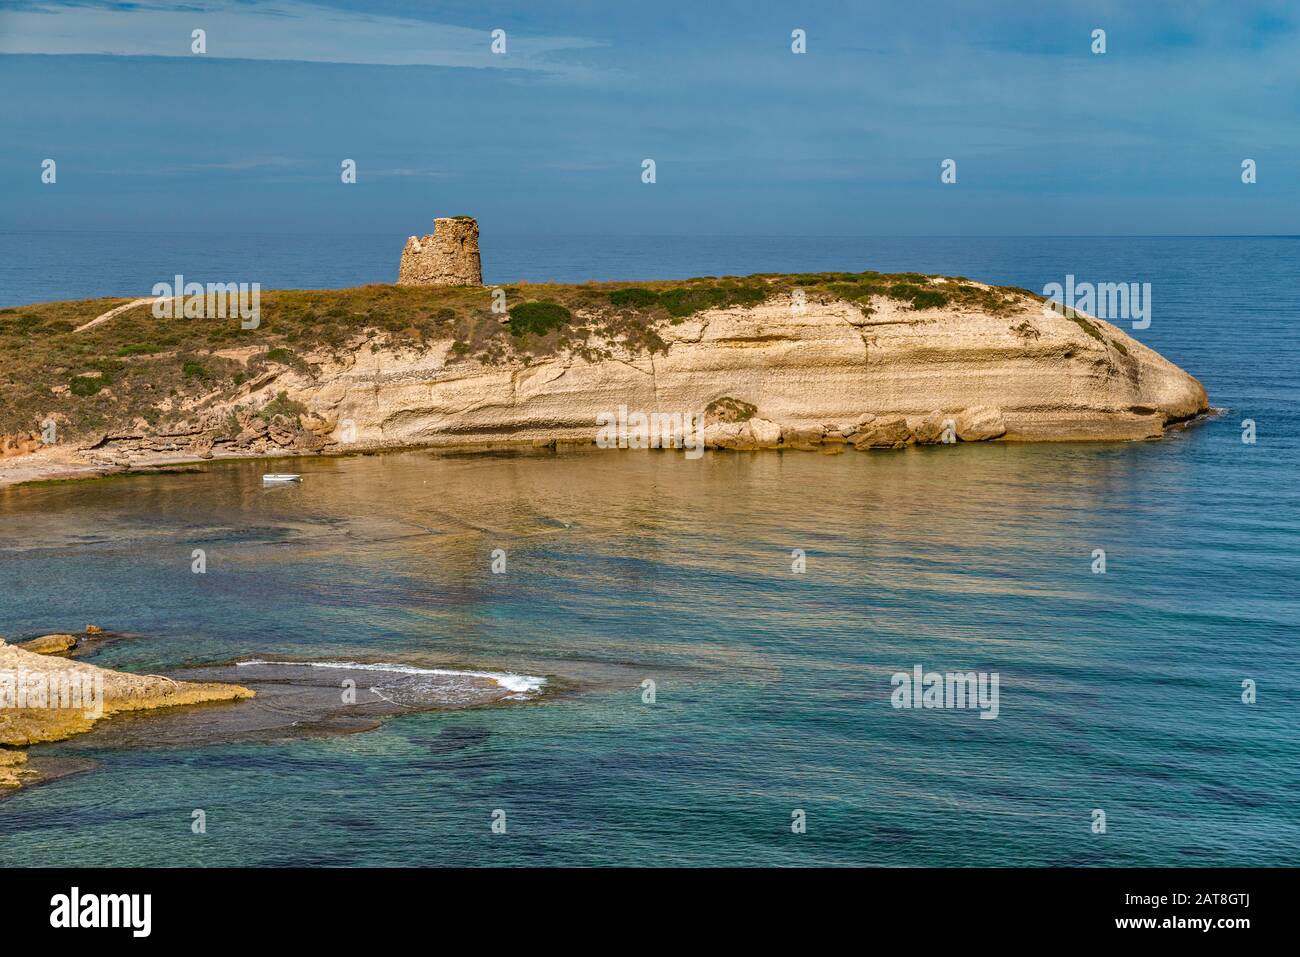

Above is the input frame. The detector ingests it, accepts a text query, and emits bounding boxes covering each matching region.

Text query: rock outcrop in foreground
[0,636,253,791]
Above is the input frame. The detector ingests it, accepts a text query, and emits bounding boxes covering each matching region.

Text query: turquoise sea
[0,235,1296,866]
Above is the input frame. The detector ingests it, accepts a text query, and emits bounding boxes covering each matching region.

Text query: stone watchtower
[397,217,483,286]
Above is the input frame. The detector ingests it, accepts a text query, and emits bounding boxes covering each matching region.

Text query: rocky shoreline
[0,632,254,792]
[1,628,560,796]
[0,409,1212,492]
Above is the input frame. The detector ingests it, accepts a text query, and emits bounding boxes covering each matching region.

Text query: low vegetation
[69,372,111,397]
[115,342,162,357]
[705,397,758,423]
[1045,302,1108,344]
[506,301,571,338]
[257,390,308,421]
[181,359,210,380]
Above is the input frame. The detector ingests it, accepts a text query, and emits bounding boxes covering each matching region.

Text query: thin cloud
[368,168,451,178]
[0,0,602,76]
[158,156,301,173]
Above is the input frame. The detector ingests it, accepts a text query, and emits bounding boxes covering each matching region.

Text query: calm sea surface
[0,235,1296,866]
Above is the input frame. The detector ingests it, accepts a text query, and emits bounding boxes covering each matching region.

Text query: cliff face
[396,217,482,286]
[290,292,1207,450]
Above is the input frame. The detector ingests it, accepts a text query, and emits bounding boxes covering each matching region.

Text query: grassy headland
[0,271,1038,442]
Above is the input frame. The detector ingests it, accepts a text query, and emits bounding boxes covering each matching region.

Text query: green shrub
[265,347,295,364]
[1070,314,1105,342]
[885,283,949,310]
[657,283,766,318]
[826,282,885,302]
[257,390,308,421]
[908,290,949,310]
[116,343,162,357]
[1000,286,1041,299]
[705,396,758,423]
[609,287,659,308]
[182,360,209,380]
[507,301,572,337]
[1049,303,1107,343]
[69,373,110,396]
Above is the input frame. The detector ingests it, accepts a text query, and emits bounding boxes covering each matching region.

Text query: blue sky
[1,0,1297,235]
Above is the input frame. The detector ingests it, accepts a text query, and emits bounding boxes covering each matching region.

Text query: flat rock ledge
[0,638,254,792]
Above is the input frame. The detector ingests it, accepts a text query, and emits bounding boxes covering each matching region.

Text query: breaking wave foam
[237,659,546,696]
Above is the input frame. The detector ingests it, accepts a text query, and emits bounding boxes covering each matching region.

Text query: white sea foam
[237,659,546,696]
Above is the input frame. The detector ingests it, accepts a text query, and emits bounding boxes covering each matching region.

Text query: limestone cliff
[278,288,1207,451]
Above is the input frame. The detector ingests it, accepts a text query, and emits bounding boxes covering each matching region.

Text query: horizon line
[0,229,1297,240]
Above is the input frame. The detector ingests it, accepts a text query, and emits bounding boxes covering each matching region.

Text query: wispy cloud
[368,167,451,179]
[0,0,602,76]
[154,156,302,173]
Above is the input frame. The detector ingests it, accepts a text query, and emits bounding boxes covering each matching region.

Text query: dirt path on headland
[73,297,156,333]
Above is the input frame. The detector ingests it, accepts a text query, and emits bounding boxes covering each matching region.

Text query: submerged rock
[16,634,78,656]
[55,660,548,752]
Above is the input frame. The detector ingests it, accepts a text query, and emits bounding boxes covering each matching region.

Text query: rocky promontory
[0,270,1209,482]
[0,635,253,791]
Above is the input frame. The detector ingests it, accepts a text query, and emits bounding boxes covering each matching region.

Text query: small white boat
[262,473,302,484]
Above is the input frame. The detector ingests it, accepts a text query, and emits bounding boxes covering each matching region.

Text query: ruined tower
[397,217,482,286]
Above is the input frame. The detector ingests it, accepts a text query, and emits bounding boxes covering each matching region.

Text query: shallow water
[1,235,1297,865]
[0,432,1296,866]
